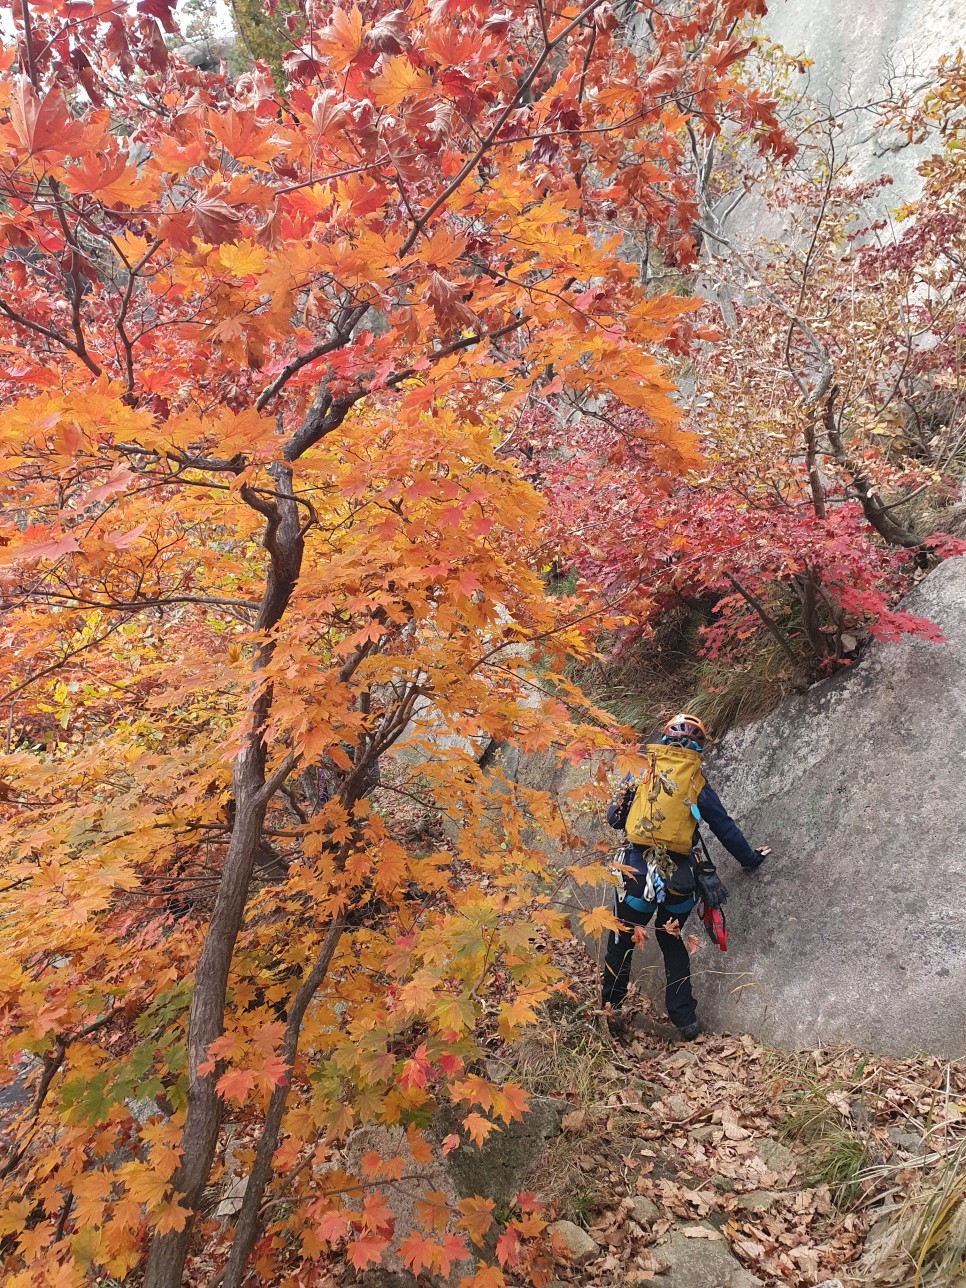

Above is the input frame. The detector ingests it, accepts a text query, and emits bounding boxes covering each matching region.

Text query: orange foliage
[0,1,781,1283]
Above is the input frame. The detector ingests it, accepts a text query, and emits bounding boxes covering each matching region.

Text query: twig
[399,0,608,255]
[725,574,804,681]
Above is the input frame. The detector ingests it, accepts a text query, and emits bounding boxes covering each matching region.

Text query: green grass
[770,1050,874,1206]
[805,1129,870,1204]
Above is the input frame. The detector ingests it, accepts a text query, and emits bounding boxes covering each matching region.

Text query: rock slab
[548,1220,598,1264]
[697,557,966,1056]
[656,1229,763,1288]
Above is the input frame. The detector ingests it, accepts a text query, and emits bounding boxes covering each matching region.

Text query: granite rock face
[752,0,964,205]
[692,557,966,1056]
[655,1228,763,1288]
[503,561,965,1056]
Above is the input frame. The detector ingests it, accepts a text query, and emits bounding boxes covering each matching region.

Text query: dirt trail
[512,936,965,1287]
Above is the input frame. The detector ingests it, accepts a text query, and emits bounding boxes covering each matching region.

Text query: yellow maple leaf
[457,1194,495,1248]
[117,1159,172,1208]
[151,1198,190,1235]
[217,242,267,278]
[0,1198,33,1237]
[578,904,621,938]
[370,56,432,109]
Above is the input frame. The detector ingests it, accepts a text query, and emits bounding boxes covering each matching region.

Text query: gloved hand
[696,869,729,910]
[743,846,772,871]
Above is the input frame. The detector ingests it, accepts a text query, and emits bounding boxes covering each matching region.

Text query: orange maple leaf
[370,56,432,109]
[347,1233,390,1271]
[438,1232,472,1275]
[253,1054,290,1094]
[495,1225,523,1269]
[414,1187,450,1236]
[315,1208,349,1245]
[406,1123,434,1166]
[318,6,365,72]
[462,1112,498,1147]
[215,1067,257,1103]
[151,1199,190,1235]
[208,110,281,169]
[457,1195,494,1248]
[460,1267,505,1288]
[62,151,144,206]
[361,1191,395,1236]
[400,1231,438,1275]
[9,78,87,156]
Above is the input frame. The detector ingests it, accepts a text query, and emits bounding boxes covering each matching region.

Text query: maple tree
[0,1,790,1285]
[530,52,966,702]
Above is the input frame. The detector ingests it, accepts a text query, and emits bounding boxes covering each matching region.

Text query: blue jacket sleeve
[697,782,758,867]
[607,775,636,831]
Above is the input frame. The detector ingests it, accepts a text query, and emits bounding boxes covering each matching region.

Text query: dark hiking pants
[601,866,697,1029]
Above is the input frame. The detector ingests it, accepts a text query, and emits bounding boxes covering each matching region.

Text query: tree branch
[1,1007,121,1181]
[725,573,804,681]
[19,0,40,86]
[399,0,608,256]
[255,302,371,412]
[824,394,922,548]
[696,222,834,406]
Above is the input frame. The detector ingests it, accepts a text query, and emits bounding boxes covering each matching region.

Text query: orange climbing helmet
[660,712,707,752]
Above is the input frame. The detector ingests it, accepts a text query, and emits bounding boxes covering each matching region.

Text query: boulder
[548,1219,598,1264]
[489,561,966,1057]
[655,1228,763,1288]
[173,38,233,70]
[628,1195,661,1226]
[693,557,966,1056]
[341,1123,467,1284]
[336,1099,561,1281]
[0,1072,30,1117]
[733,1190,782,1214]
[437,1094,561,1211]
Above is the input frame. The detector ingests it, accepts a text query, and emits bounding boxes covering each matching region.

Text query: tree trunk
[824,397,922,550]
[142,751,271,1287]
[220,919,344,1288]
[143,465,304,1288]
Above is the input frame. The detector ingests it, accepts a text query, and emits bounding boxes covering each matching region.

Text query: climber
[601,712,770,1041]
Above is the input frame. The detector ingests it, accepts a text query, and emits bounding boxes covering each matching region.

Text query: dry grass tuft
[569,607,803,741]
[507,997,623,1223]
[860,1139,966,1286]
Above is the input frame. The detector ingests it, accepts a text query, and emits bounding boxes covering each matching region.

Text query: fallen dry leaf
[561,1108,587,1133]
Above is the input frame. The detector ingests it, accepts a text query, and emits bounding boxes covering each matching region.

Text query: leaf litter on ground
[500,931,966,1288]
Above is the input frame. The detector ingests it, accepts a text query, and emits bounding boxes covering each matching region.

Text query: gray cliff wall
[687,556,966,1056]
[756,0,965,204]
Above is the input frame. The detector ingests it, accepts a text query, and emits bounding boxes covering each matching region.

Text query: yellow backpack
[624,743,706,854]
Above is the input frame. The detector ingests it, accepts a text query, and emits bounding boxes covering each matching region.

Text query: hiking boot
[678,1020,700,1041]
